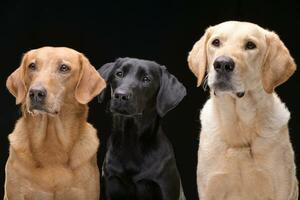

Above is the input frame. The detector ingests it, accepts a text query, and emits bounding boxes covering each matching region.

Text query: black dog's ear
[156,66,187,117]
[97,62,115,103]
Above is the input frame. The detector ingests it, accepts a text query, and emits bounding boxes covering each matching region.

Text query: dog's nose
[114,90,131,101]
[213,56,235,73]
[29,87,47,104]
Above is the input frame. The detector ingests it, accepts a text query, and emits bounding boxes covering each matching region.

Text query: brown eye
[245,41,256,50]
[115,71,123,78]
[28,63,36,70]
[143,76,151,82]
[212,39,220,47]
[59,64,70,73]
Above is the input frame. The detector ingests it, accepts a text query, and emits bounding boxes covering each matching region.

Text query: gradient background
[0,1,299,199]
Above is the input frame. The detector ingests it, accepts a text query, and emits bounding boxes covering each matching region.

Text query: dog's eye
[212,39,220,47]
[59,64,70,73]
[142,76,151,82]
[28,63,36,71]
[115,71,123,78]
[245,41,256,50]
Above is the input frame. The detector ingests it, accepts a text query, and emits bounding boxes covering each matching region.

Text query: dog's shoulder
[69,123,99,169]
[200,98,215,128]
[8,117,29,151]
[270,93,290,128]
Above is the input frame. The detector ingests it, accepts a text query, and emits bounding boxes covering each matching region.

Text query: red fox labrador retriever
[188,21,298,200]
[5,47,105,200]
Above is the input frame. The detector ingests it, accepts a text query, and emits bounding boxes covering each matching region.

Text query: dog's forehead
[121,59,160,75]
[212,21,266,40]
[28,47,79,63]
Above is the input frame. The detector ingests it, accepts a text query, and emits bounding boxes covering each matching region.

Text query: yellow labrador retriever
[5,47,105,200]
[188,21,298,200]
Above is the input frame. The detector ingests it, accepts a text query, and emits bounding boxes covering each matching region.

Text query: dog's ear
[156,66,186,117]
[262,31,296,93]
[6,53,27,105]
[75,54,106,104]
[98,62,116,81]
[97,61,117,103]
[188,27,211,87]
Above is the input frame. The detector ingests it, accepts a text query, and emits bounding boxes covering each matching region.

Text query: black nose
[29,87,47,104]
[113,89,131,101]
[213,56,235,73]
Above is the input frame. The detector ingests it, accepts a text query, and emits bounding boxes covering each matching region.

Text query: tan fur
[5,47,106,200]
[188,21,298,200]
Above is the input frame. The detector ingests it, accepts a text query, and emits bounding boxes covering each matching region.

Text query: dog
[5,47,105,200]
[188,21,298,200]
[98,57,186,200]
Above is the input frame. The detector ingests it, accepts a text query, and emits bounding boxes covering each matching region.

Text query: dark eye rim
[115,71,123,78]
[245,41,257,50]
[59,64,70,73]
[28,62,36,70]
[212,38,220,47]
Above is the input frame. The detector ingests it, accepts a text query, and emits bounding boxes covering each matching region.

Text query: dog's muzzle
[110,88,138,115]
[212,56,245,98]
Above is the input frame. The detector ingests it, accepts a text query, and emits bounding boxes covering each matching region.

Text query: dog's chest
[34,141,70,164]
[106,146,146,175]
[199,94,293,199]
[201,146,275,199]
[9,155,75,189]
[105,142,165,181]
[10,136,76,189]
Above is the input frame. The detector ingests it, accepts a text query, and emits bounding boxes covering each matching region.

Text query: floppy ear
[262,31,296,93]
[97,62,116,103]
[75,54,106,104]
[156,67,187,117]
[187,27,211,87]
[6,54,27,104]
[98,62,116,81]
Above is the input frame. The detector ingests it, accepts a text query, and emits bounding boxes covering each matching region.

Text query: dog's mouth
[110,106,142,117]
[212,80,233,91]
[213,90,245,99]
[109,98,142,117]
[212,81,245,98]
[28,105,59,116]
[235,91,245,98]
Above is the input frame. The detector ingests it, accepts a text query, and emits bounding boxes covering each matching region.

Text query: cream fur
[188,21,298,200]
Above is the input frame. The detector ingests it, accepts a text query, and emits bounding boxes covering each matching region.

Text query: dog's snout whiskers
[202,74,209,91]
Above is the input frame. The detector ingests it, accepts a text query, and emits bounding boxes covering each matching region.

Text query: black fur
[98,58,186,200]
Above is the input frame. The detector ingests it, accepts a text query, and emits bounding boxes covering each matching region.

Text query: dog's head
[98,58,186,117]
[6,47,106,115]
[188,21,296,97]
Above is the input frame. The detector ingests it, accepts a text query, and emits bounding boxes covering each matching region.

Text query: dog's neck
[21,102,88,155]
[211,87,290,148]
[110,108,160,152]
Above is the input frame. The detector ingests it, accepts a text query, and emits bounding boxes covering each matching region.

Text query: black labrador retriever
[98,58,186,200]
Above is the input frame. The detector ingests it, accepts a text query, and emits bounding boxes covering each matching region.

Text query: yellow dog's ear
[6,54,27,104]
[187,27,211,87]
[262,31,296,93]
[75,54,106,104]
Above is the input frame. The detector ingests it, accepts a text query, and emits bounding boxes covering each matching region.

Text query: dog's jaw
[27,104,59,116]
[213,89,245,99]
